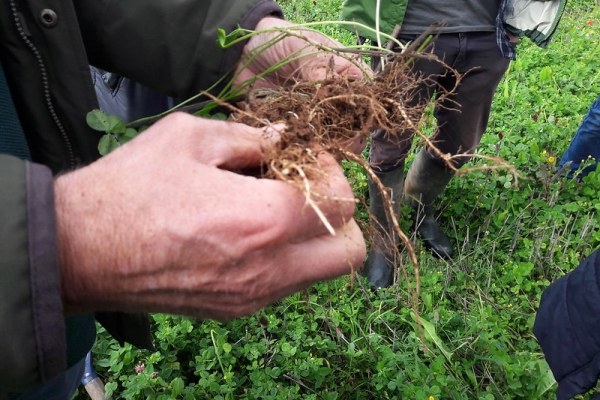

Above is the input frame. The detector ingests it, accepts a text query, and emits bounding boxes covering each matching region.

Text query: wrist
[55,172,82,314]
[54,168,113,315]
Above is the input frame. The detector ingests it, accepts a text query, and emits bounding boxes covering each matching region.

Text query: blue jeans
[558,94,600,178]
[9,357,85,400]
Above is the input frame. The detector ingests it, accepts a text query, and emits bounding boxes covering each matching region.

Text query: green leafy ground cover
[77,1,600,399]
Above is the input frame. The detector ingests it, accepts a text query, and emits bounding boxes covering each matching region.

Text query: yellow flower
[429,397,435,400]
[547,156,555,163]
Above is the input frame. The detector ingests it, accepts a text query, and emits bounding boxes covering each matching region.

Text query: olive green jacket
[0,0,282,394]
[342,0,410,41]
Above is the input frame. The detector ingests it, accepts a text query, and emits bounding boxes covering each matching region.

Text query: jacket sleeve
[341,0,409,42]
[0,155,66,394]
[75,0,283,100]
[533,248,600,400]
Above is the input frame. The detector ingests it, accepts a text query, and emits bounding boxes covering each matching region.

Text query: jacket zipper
[9,0,76,167]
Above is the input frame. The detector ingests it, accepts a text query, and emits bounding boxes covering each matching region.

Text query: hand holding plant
[56,113,366,321]
[233,17,369,90]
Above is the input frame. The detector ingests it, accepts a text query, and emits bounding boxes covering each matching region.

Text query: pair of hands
[56,18,368,321]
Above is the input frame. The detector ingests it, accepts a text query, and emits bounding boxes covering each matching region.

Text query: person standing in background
[342,0,566,289]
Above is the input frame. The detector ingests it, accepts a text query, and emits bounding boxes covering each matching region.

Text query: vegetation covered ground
[77,1,600,399]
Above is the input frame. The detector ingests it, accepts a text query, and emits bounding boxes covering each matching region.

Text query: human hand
[507,32,519,44]
[234,17,369,155]
[55,113,365,320]
[234,17,370,89]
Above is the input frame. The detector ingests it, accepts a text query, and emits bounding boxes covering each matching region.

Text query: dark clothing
[0,64,31,160]
[533,248,600,400]
[401,0,498,34]
[91,67,180,123]
[342,0,567,62]
[0,0,283,395]
[369,32,510,172]
[558,94,600,179]
[8,357,86,400]
[1,0,281,174]
[343,0,510,173]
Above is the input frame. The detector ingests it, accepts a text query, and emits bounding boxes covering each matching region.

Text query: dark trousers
[370,32,510,172]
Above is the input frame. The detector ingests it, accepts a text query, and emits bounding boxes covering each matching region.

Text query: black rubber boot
[404,149,454,259]
[363,164,404,289]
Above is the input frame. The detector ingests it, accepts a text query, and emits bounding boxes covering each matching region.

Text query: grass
[76,1,600,399]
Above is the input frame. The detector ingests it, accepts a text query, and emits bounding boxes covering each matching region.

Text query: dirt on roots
[230,57,426,181]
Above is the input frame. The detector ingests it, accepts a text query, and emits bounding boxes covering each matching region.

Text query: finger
[222,219,366,319]
[303,53,370,82]
[287,218,366,282]
[297,152,358,234]
[333,58,371,80]
[145,114,356,240]
[183,219,366,320]
[247,152,357,244]
[202,121,285,171]
[192,119,274,170]
[156,113,281,170]
[238,18,371,87]
[291,26,371,81]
